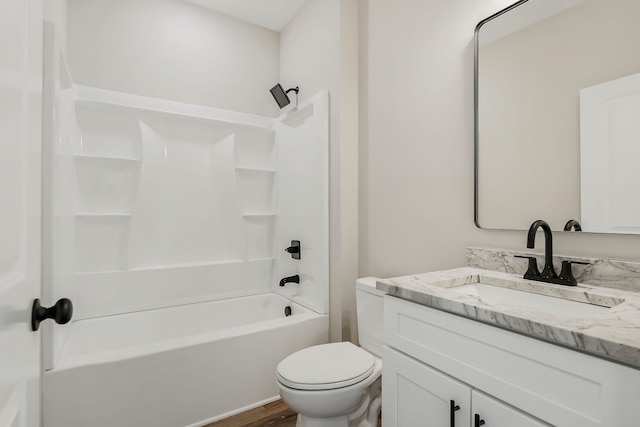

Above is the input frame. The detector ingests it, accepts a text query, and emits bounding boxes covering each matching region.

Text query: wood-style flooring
[204,400,297,427]
[205,399,382,427]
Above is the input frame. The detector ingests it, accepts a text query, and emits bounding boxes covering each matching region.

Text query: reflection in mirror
[475,0,640,234]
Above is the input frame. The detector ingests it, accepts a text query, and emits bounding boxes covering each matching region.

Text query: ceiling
[184,0,308,32]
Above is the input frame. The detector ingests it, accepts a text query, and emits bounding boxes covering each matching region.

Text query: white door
[580,72,640,233]
[0,0,43,426]
[383,346,472,427]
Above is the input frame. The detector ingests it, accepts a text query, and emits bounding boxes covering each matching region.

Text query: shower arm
[286,87,299,107]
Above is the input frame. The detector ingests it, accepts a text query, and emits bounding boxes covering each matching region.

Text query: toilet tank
[356,277,386,357]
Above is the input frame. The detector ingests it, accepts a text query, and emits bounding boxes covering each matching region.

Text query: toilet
[276,277,385,427]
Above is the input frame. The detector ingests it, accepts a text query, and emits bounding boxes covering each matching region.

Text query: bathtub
[43,292,328,427]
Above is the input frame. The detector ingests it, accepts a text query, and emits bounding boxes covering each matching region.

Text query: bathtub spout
[279,275,300,286]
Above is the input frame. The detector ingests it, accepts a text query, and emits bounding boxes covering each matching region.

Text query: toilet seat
[277,342,375,391]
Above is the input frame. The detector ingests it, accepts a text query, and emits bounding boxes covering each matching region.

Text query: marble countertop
[377,267,640,369]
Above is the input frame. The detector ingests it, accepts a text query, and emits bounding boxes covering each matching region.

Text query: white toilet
[276,277,385,427]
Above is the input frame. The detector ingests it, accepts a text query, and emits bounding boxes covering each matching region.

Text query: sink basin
[450,283,610,317]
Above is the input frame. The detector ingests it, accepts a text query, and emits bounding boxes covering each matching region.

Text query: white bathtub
[43,292,328,427]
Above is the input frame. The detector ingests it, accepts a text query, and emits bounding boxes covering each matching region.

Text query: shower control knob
[285,240,301,260]
[31,298,73,331]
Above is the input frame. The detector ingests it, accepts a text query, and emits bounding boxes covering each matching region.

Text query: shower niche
[72,101,142,274]
[48,85,328,322]
[234,130,276,261]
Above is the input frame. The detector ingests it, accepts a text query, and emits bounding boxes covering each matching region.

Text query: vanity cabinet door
[383,346,472,427]
[471,390,551,427]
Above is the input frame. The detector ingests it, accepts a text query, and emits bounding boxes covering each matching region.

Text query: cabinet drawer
[384,295,640,426]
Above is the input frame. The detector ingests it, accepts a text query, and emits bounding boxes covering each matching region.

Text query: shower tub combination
[44,293,327,427]
[42,74,330,424]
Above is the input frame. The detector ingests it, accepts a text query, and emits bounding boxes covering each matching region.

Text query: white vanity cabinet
[383,345,471,426]
[382,295,640,427]
[384,346,549,427]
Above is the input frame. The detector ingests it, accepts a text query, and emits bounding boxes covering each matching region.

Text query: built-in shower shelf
[242,213,276,217]
[246,257,276,263]
[74,85,275,130]
[74,154,141,162]
[127,259,256,272]
[234,167,275,173]
[75,213,133,217]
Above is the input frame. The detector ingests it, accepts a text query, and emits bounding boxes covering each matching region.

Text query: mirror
[475,0,640,234]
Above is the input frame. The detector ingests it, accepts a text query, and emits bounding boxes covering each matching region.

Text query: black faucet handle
[565,260,589,265]
[557,261,577,286]
[514,255,541,279]
[284,240,301,260]
[558,260,588,286]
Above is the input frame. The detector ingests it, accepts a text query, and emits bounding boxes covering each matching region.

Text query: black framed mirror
[475,0,640,234]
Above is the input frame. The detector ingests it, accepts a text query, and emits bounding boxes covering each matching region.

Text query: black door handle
[31,298,73,331]
[450,400,461,427]
[475,414,485,426]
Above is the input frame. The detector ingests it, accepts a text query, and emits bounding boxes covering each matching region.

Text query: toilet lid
[277,342,375,391]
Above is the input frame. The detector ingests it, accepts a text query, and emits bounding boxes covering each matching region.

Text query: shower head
[270,84,299,109]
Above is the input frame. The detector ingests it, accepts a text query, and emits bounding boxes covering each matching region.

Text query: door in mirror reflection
[580,73,640,234]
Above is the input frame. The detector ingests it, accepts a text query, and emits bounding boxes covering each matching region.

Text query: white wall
[359,0,640,280]
[281,0,359,341]
[66,0,280,116]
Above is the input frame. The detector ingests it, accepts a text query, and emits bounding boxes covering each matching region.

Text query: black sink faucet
[521,220,584,286]
[563,219,582,232]
[527,219,556,279]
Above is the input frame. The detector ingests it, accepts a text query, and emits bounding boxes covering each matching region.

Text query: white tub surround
[377,266,640,369]
[44,57,330,427]
[44,293,328,427]
[42,3,331,426]
[44,83,329,349]
[49,85,329,317]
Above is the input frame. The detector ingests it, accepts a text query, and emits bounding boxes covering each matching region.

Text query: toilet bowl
[276,277,385,427]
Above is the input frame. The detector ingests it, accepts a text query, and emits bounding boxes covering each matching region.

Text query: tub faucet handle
[284,240,301,260]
